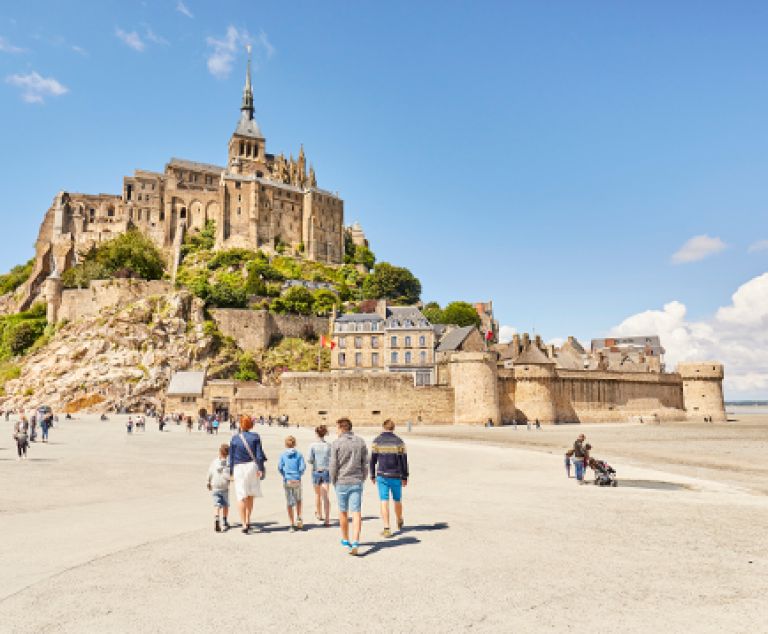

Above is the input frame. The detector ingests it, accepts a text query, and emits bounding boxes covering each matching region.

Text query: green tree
[7,320,46,355]
[96,229,165,279]
[208,272,247,308]
[353,245,376,271]
[343,230,356,263]
[208,248,258,270]
[362,262,421,304]
[313,289,339,315]
[422,301,443,324]
[271,286,315,315]
[441,301,481,327]
[235,352,261,381]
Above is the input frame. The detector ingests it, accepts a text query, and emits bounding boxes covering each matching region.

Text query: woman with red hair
[229,416,267,534]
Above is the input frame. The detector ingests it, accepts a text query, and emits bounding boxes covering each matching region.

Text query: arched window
[419,335,426,347]
[405,351,412,364]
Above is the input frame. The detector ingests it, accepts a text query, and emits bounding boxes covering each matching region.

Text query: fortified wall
[55,279,173,323]
[210,309,329,351]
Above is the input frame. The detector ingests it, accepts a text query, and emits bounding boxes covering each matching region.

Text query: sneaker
[397,518,404,531]
[214,519,221,533]
[349,542,359,556]
[289,525,296,533]
[340,539,351,549]
[222,520,230,531]
[296,518,303,530]
[381,528,392,538]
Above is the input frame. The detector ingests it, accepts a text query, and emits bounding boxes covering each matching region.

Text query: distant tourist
[535,419,541,430]
[207,443,231,532]
[186,416,193,433]
[573,434,587,482]
[13,418,29,460]
[29,416,37,442]
[370,419,409,538]
[527,420,531,431]
[583,443,592,478]
[40,415,53,443]
[329,417,368,556]
[308,425,332,527]
[564,449,574,478]
[278,436,307,532]
[212,417,220,435]
[127,417,134,434]
[229,417,266,534]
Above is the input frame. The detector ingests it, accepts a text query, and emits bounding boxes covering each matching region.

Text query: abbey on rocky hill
[21,48,344,310]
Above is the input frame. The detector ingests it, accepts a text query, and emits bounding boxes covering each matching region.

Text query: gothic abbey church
[19,52,344,310]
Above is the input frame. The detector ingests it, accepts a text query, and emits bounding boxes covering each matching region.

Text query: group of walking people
[10,410,54,459]
[206,416,409,556]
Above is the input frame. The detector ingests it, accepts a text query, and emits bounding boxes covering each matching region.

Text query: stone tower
[449,352,500,425]
[678,362,727,422]
[43,268,63,324]
[512,346,558,424]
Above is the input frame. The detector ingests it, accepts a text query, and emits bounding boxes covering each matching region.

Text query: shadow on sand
[358,536,421,557]
[616,479,691,491]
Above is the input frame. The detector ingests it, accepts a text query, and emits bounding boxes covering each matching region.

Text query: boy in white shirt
[207,444,231,532]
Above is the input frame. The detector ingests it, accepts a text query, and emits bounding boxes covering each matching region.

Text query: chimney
[512,334,521,355]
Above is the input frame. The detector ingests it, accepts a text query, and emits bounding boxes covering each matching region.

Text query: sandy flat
[0,415,766,633]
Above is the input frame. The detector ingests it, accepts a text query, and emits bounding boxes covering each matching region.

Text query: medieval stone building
[18,50,344,310]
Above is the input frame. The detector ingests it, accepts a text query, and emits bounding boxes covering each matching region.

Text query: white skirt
[233,462,263,501]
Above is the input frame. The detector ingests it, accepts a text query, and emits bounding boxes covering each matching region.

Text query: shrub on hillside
[271,286,315,315]
[0,258,34,295]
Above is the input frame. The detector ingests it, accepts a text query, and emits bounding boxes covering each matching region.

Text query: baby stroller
[589,458,618,487]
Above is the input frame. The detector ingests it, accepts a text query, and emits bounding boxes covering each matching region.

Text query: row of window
[337,335,428,348]
[335,322,381,332]
[337,350,429,367]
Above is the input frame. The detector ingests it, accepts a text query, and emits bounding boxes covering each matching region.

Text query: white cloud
[748,240,768,253]
[205,26,275,79]
[671,234,727,264]
[176,1,194,18]
[5,71,68,103]
[257,29,274,59]
[0,35,25,54]
[610,272,768,396]
[144,27,169,46]
[498,325,517,344]
[71,45,87,56]
[116,28,145,52]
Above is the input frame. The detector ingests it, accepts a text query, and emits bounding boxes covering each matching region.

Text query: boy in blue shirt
[278,436,306,532]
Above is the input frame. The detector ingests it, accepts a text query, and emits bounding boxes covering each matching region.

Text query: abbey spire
[233,44,263,140]
[241,44,254,118]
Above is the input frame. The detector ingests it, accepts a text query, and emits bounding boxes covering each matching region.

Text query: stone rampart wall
[278,372,455,426]
[210,309,329,351]
[58,279,173,322]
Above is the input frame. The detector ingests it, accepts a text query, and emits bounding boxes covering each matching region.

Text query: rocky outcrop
[2,290,234,413]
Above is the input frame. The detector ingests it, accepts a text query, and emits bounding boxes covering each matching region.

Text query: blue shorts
[335,483,363,513]
[212,490,229,508]
[376,476,403,502]
[312,470,330,486]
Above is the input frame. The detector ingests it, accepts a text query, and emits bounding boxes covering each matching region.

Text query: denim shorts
[335,483,363,513]
[212,490,229,508]
[312,470,330,486]
[376,476,403,502]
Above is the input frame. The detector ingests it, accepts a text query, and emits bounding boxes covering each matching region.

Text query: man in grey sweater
[329,417,368,556]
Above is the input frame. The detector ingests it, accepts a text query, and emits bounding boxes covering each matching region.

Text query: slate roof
[335,312,384,323]
[513,345,556,365]
[168,157,224,173]
[167,371,206,396]
[436,325,476,352]
[234,113,264,139]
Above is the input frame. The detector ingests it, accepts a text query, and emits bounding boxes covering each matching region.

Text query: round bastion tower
[448,352,500,425]
[512,352,558,424]
[678,362,727,422]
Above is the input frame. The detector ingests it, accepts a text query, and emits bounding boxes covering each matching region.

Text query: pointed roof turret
[234,44,263,139]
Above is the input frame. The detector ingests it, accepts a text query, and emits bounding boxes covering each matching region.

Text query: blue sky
[1,1,767,396]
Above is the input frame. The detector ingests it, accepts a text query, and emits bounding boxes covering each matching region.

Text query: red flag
[485,330,493,341]
[320,335,336,350]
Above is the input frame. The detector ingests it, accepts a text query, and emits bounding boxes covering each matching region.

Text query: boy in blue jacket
[278,436,307,532]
